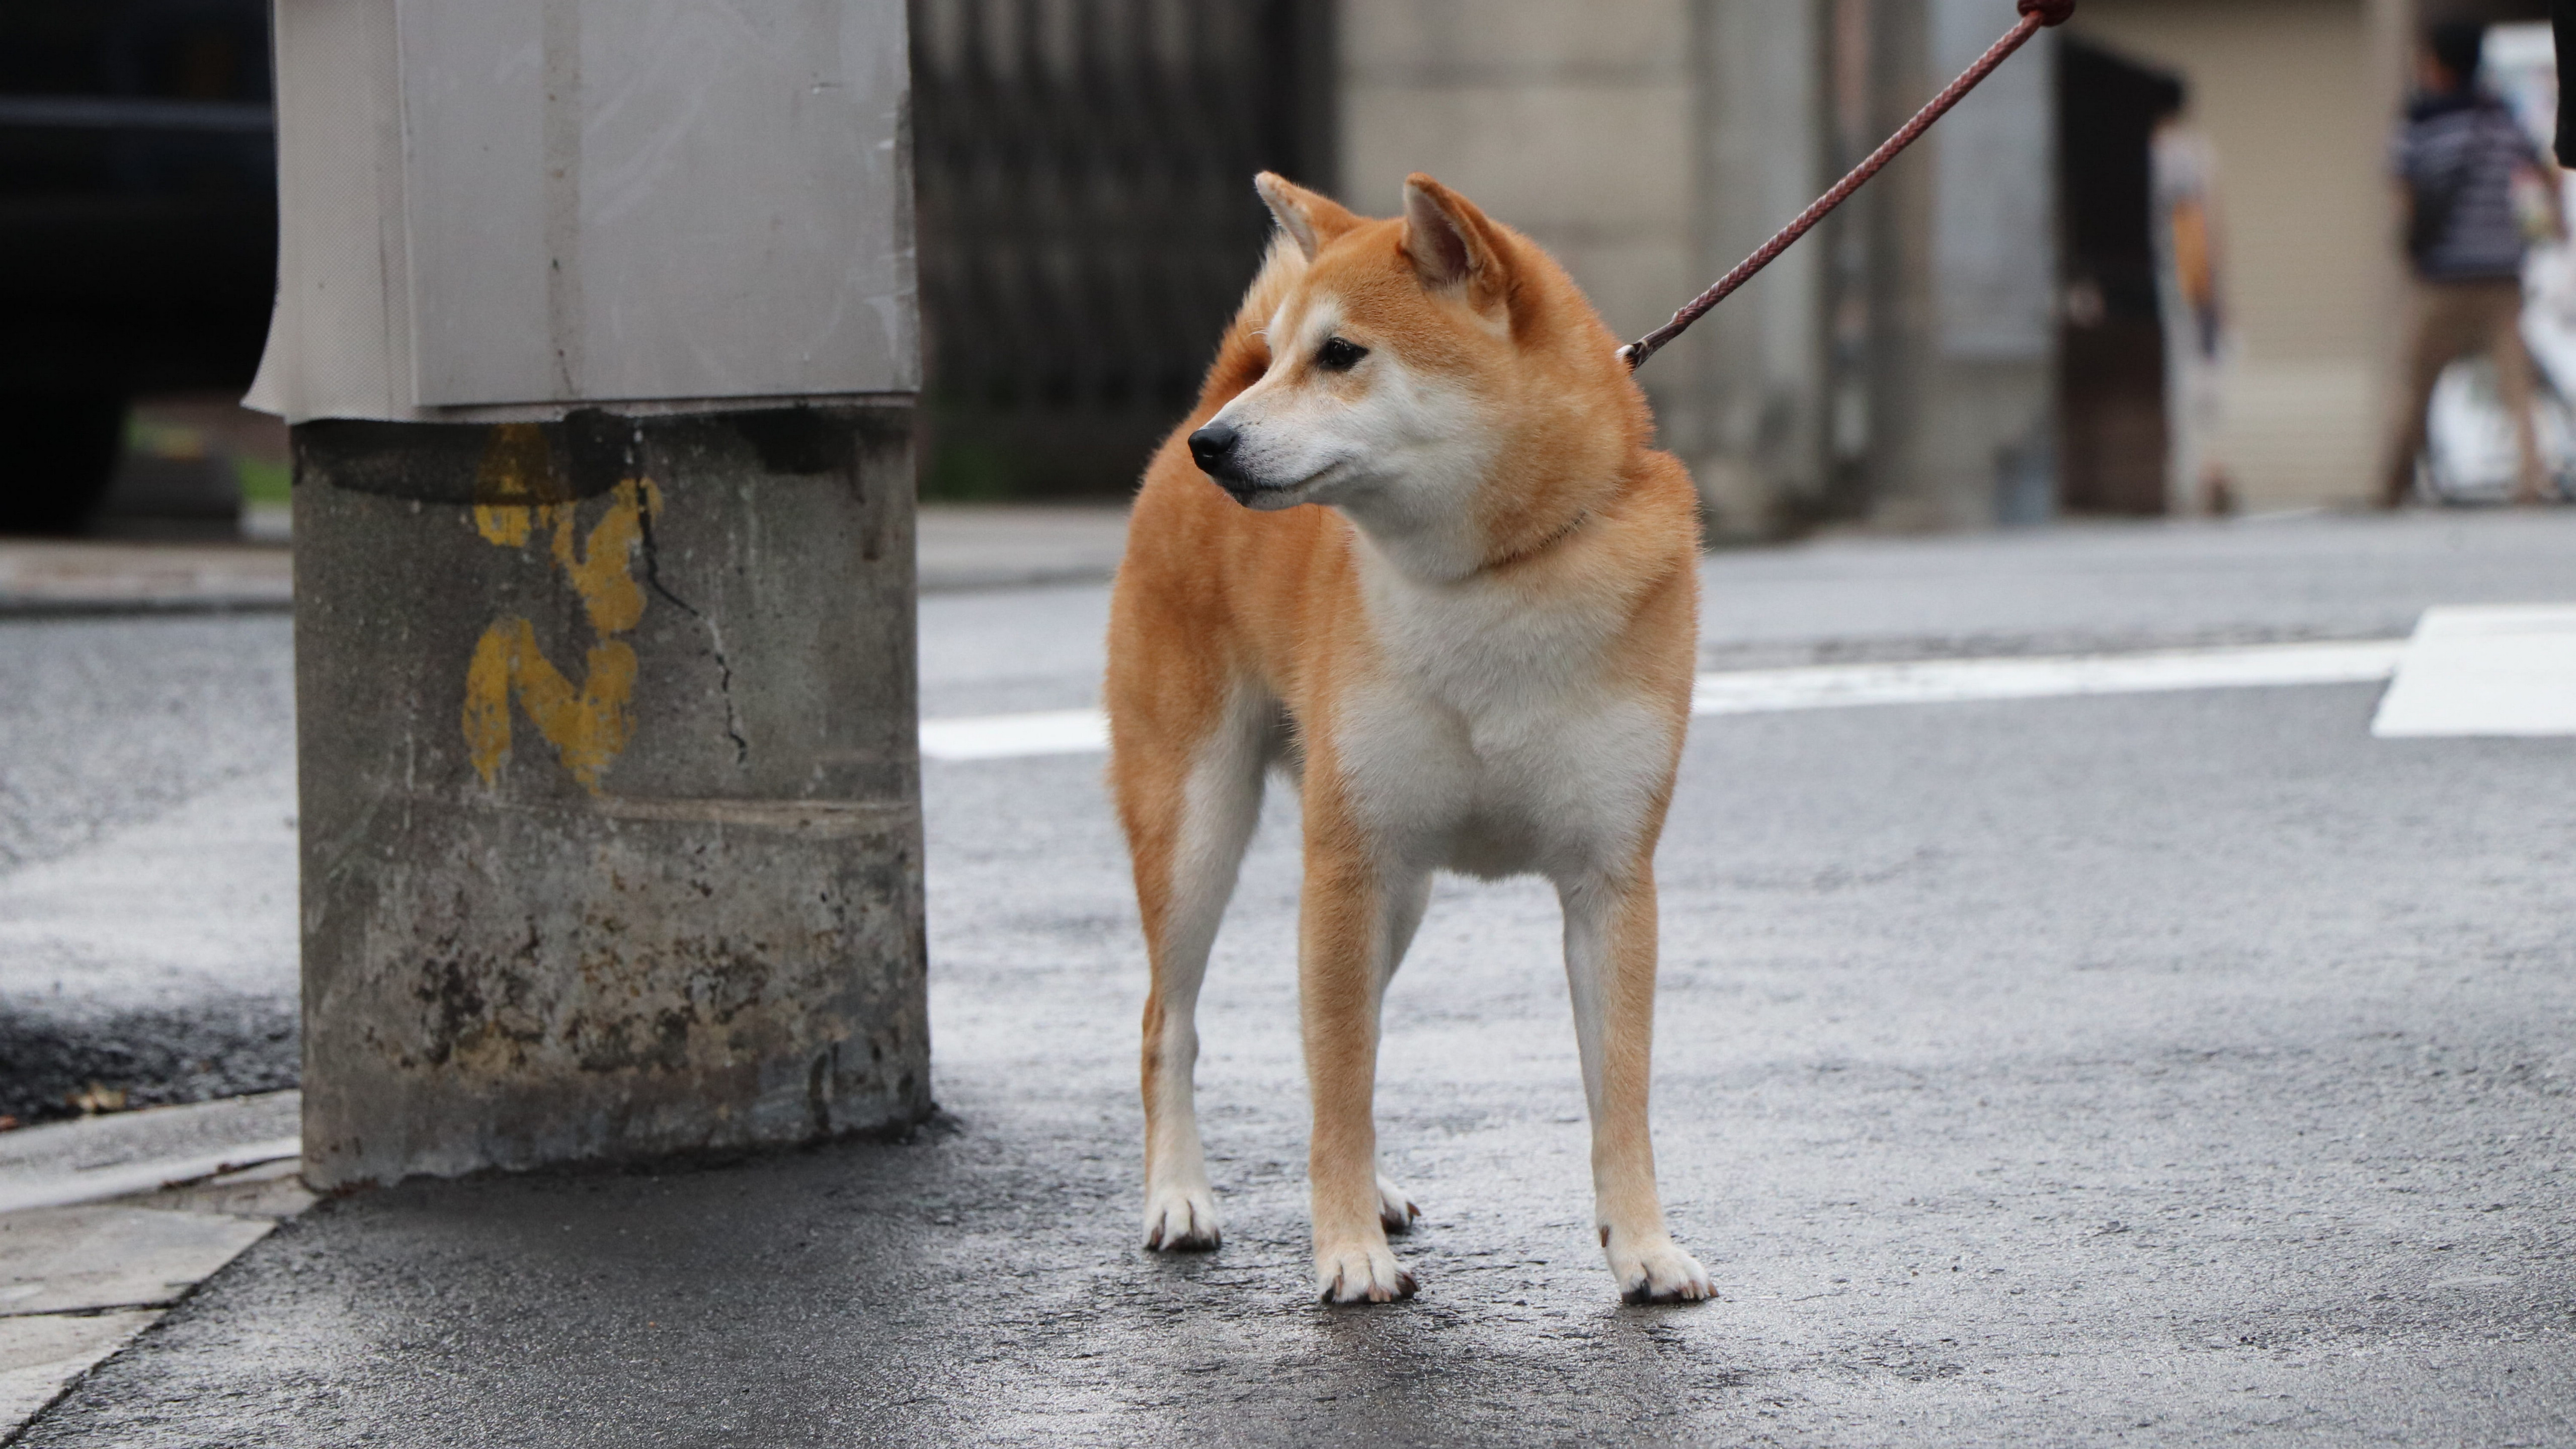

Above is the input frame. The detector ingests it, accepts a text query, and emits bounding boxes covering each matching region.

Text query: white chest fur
[1331,542,1678,884]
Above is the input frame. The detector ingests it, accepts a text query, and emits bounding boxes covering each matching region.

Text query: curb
[0,1093,312,1442]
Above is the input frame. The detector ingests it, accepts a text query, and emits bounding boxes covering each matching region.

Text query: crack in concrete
[636,511,750,767]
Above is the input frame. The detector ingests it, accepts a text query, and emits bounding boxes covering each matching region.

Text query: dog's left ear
[1401,174,1511,315]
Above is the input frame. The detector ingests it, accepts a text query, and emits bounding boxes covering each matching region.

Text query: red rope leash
[1620,0,2075,372]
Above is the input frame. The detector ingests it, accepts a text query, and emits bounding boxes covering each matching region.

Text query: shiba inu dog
[1104,172,1711,1306]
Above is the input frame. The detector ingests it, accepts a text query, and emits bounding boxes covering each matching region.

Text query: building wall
[1334,0,1707,467]
[1691,0,1830,536]
[1333,0,2051,538]
[1337,0,1847,540]
[2069,0,2401,511]
[1876,0,2060,532]
[1335,0,1698,343]
[1325,0,2412,527]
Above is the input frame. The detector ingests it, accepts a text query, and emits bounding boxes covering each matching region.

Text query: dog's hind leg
[1124,686,1269,1252]
[1561,866,1713,1304]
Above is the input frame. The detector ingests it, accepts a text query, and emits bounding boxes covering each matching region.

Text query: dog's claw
[1606,1232,1714,1305]
[1316,1241,1417,1304]
[1623,1281,1696,1306]
[1143,1185,1221,1252]
[1375,1175,1422,1235]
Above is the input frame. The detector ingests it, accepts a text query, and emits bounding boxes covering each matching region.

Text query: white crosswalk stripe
[2371,605,2576,737]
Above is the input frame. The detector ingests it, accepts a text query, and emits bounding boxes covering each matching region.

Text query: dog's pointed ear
[1401,174,1509,311]
[1255,173,1359,262]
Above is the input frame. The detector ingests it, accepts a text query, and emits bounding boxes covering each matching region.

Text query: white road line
[1692,638,2405,715]
[919,638,2407,763]
[2371,605,2576,738]
[919,708,1110,762]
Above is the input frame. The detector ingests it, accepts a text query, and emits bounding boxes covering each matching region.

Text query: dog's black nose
[1187,422,1239,474]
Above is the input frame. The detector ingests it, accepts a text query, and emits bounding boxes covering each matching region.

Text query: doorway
[2057,37,2184,515]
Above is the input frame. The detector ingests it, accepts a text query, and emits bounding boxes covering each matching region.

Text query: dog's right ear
[1255,173,1360,262]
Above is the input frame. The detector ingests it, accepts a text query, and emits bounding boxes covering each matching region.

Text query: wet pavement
[5,511,2576,1444]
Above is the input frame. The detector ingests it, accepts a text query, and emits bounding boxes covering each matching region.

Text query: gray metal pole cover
[257,0,929,1188]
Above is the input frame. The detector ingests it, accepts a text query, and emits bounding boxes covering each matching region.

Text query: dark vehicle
[0,0,274,533]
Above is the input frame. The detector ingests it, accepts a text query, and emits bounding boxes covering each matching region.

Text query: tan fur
[1108,173,1710,1304]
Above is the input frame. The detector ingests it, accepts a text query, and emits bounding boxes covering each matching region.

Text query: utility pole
[252,0,927,1188]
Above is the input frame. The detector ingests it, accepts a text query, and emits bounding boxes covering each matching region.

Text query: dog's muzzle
[1187,421,1262,504]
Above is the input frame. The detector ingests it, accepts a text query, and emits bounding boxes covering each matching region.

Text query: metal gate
[910,0,1332,499]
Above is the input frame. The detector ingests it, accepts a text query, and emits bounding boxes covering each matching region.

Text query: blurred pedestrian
[2380,19,2563,508]
[2153,109,2234,515]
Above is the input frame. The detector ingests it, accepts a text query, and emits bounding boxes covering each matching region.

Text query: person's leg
[2382,282,2479,507]
[2380,283,2442,508]
[2485,281,2549,504]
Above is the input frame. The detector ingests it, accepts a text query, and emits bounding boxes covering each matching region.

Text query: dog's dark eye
[1315,337,1367,372]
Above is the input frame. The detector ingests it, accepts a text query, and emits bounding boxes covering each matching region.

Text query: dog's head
[1190,173,1647,577]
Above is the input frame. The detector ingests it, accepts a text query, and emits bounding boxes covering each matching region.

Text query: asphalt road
[7,511,2576,1444]
[0,614,296,1119]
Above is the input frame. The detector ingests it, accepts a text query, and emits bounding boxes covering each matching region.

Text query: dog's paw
[1376,1174,1422,1235]
[1143,1184,1221,1252]
[1606,1230,1714,1305]
[1316,1241,1417,1305]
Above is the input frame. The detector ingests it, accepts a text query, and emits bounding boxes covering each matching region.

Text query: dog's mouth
[1216,459,1348,511]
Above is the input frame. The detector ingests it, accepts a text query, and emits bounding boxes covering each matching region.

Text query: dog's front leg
[1561,867,1713,1304]
[1301,835,1419,1304]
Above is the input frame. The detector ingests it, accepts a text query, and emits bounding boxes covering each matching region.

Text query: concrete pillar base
[293,404,928,1189]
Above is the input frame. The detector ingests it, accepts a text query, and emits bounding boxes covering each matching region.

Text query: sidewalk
[0,1094,307,1435]
[0,504,1130,614]
[0,543,289,615]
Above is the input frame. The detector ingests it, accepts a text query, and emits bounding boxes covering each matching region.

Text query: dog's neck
[1326,465,1490,584]
[1334,497,1596,590]
[1332,456,1613,586]
[1482,507,1590,572]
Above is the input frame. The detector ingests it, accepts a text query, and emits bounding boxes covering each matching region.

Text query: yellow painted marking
[462,426,666,792]
[472,423,555,546]
[464,626,639,791]
[551,478,660,636]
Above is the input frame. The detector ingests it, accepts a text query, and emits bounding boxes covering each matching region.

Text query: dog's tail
[1194,234,1308,411]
